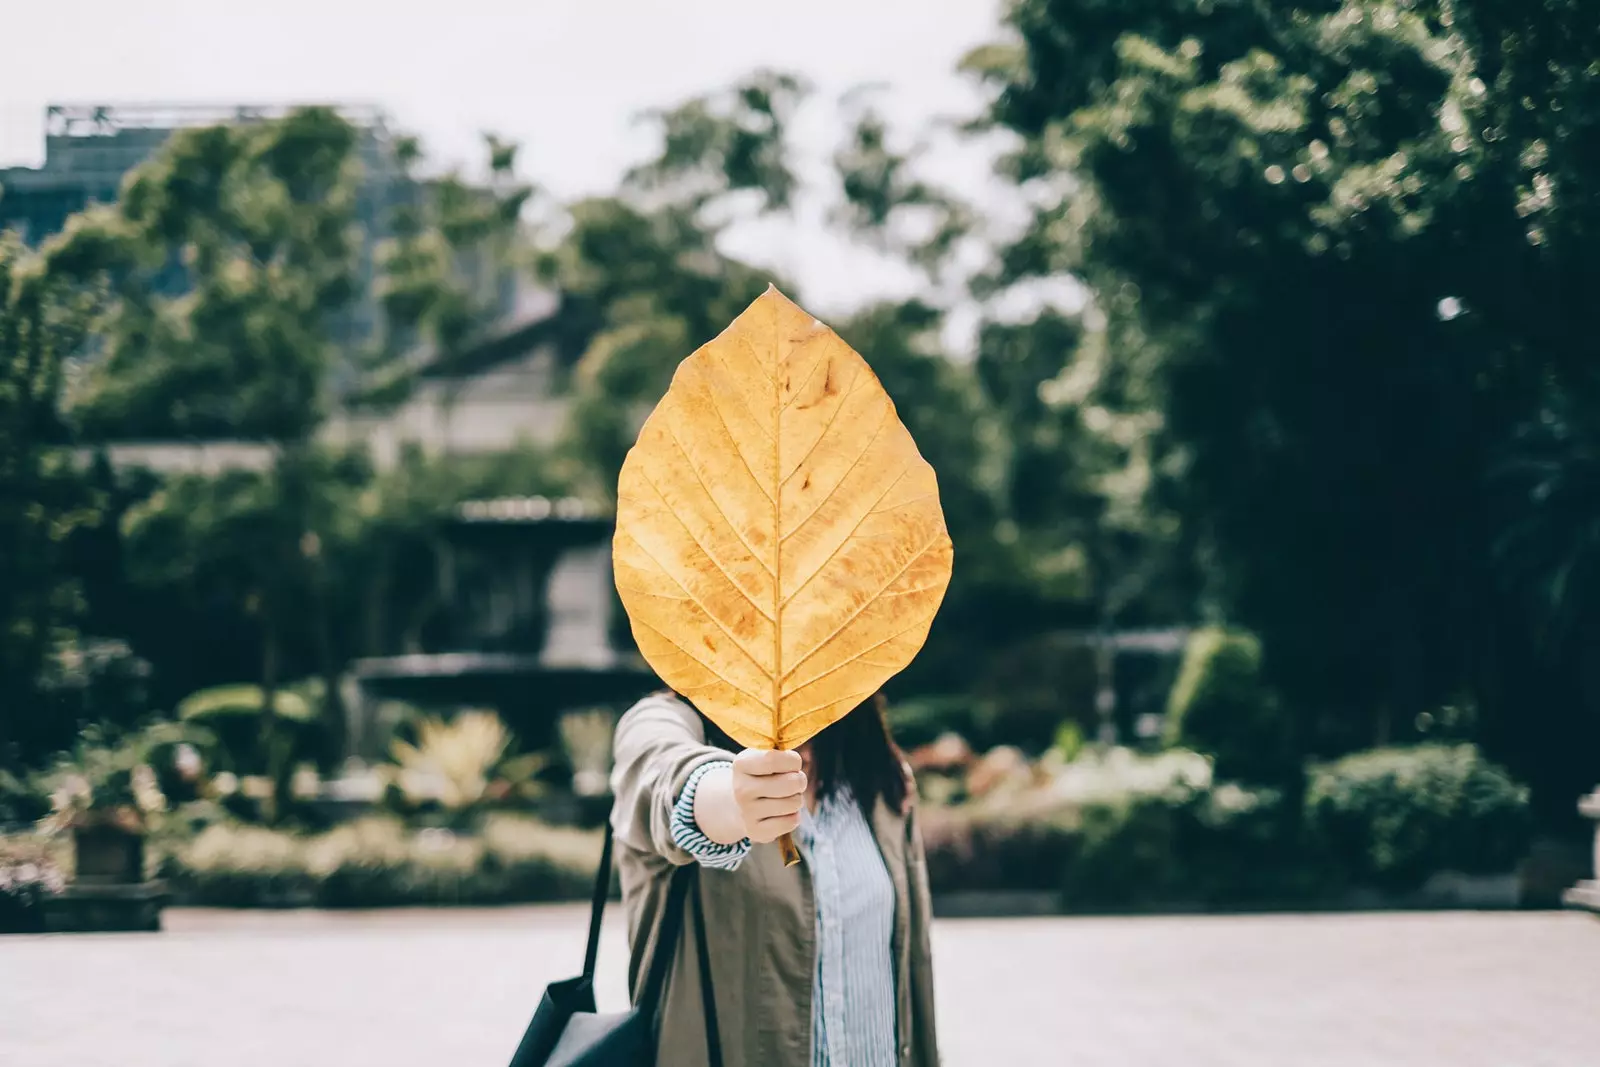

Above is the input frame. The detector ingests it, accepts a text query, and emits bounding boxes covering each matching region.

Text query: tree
[363,133,537,428]
[0,234,101,767]
[539,73,810,495]
[41,109,372,799]
[59,108,364,441]
[831,86,973,277]
[970,0,1600,813]
[625,69,811,216]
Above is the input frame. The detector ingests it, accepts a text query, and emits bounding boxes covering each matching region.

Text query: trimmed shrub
[919,806,1078,893]
[921,747,1305,909]
[1304,743,1532,891]
[170,822,312,906]
[1165,628,1288,782]
[163,814,599,908]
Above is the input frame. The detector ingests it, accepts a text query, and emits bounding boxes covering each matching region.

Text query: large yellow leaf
[614,286,953,751]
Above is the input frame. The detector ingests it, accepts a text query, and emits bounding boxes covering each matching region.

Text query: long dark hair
[685,692,909,817]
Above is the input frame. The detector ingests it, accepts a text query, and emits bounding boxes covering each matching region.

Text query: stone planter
[1562,787,1600,914]
[73,824,146,884]
[41,819,167,933]
[44,881,167,933]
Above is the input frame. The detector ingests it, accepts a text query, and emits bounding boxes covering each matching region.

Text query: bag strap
[581,821,615,981]
[691,876,723,1067]
[588,821,723,1061]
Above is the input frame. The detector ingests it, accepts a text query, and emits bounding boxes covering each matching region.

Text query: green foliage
[1165,627,1287,781]
[365,133,536,399]
[36,721,201,834]
[975,0,1600,812]
[1492,378,1600,661]
[968,632,1099,752]
[626,69,811,214]
[1305,743,1532,891]
[538,196,777,493]
[0,769,48,827]
[175,682,322,783]
[920,806,1078,893]
[177,683,317,724]
[52,108,364,441]
[831,88,972,275]
[384,711,549,822]
[0,234,103,769]
[164,813,599,907]
[890,690,1084,756]
[919,750,1300,908]
[1053,720,1086,763]
[889,696,990,752]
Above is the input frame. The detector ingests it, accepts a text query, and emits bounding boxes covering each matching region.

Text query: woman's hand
[692,749,806,846]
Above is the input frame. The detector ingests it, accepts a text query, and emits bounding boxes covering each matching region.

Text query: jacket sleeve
[670,760,753,870]
[609,693,735,867]
[905,800,942,1067]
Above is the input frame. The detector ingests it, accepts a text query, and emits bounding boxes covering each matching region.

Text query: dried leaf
[614,286,952,750]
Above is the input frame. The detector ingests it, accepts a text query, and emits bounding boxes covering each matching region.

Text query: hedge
[162,813,600,908]
[1304,743,1532,891]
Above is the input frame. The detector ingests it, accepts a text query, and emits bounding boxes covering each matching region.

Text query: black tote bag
[505,823,722,1067]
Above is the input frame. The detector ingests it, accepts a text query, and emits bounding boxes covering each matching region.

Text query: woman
[608,689,940,1067]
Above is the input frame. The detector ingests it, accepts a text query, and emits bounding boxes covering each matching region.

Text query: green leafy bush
[1304,744,1532,891]
[177,682,324,793]
[972,633,1099,753]
[889,696,990,751]
[164,814,599,908]
[1055,747,1217,908]
[1165,628,1287,782]
[0,769,47,828]
[36,721,195,834]
[919,806,1077,892]
[921,747,1304,908]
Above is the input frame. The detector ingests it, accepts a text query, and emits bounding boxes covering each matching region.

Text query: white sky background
[0,0,1081,346]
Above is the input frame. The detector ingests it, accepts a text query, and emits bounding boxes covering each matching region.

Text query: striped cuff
[671,760,751,871]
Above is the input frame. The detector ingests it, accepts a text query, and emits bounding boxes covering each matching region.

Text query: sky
[0,0,1036,329]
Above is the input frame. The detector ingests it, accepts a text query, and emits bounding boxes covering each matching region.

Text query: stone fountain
[347,496,657,763]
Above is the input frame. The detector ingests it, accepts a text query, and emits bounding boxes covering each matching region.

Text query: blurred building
[0,103,402,331]
[1,104,569,470]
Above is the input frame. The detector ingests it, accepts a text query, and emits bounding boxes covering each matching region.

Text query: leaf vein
[780,460,914,609]
[781,531,945,678]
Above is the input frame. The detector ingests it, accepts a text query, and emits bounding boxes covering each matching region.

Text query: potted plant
[39,727,171,885]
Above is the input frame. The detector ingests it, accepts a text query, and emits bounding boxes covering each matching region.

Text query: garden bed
[159,813,601,909]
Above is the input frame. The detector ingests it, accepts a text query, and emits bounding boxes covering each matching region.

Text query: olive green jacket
[609,694,941,1067]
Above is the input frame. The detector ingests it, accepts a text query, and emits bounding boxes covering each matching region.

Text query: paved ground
[2,909,1596,1066]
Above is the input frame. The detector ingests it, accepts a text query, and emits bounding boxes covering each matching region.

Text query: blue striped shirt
[672,761,899,1067]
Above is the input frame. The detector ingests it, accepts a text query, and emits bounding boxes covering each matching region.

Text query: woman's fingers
[743,794,803,822]
[747,770,805,799]
[729,749,806,838]
[733,748,801,777]
[747,811,801,843]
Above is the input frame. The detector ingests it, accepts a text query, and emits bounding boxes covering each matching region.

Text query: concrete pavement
[1,908,1595,1066]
